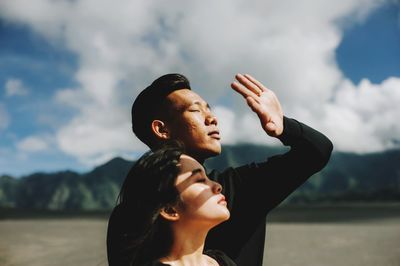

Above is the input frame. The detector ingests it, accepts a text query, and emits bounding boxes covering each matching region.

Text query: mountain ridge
[1,144,399,210]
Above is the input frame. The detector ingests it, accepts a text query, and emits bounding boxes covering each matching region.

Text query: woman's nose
[212,181,222,194]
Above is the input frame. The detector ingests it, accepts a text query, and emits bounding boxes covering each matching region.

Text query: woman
[118,142,235,266]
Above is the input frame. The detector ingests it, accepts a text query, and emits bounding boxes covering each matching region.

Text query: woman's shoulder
[205,249,237,266]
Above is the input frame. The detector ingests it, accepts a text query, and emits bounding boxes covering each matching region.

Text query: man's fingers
[235,73,263,96]
[243,74,268,92]
[246,96,262,114]
[231,81,260,100]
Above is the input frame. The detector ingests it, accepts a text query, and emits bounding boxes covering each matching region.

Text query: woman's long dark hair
[117,141,184,265]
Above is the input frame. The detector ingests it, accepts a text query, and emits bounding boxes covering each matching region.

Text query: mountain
[0,157,133,210]
[0,145,399,210]
[306,149,400,202]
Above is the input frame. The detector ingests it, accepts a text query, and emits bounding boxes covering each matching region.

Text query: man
[107,73,333,266]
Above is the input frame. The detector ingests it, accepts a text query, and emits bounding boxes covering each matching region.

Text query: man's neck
[186,151,206,165]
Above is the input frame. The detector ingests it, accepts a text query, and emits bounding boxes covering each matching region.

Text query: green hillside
[1,145,399,210]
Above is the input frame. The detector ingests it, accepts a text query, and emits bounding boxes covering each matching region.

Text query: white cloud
[0,104,10,130]
[324,77,400,153]
[17,135,50,153]
[214,105,282,146]
[4,78,29,97]
[55,101,146,165]
[0,0,398,167]
[213,106,236,145]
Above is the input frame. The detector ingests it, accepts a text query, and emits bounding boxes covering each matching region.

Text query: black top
[143,250,236,266]
[107,117,333,266]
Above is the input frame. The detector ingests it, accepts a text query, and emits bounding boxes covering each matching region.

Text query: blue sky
[336,2,400,83]
[0,0,399,177]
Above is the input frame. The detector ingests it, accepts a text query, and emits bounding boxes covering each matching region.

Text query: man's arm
[206,116,332,260]
[234,116,333,212]
[229,73,332,211]
[205,74,333,259]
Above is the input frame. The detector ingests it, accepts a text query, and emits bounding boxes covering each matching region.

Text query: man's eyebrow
[191,101,212,110]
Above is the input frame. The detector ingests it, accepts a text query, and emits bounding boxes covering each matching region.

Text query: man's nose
[205,113,218,126]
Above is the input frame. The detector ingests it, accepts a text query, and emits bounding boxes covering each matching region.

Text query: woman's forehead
[177,155,204,179]
[175,155,204,190]
[179,154,202,170]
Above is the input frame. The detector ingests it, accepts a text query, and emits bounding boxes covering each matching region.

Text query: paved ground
[0,206,399,266]
[264,221,400,266]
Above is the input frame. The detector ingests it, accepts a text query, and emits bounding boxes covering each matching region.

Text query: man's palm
[231,73,284,137]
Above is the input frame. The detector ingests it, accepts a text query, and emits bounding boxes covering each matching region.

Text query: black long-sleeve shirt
[107,117,333,266]
[204,117,333,265]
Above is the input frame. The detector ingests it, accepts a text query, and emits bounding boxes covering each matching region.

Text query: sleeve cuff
[277,116,303,146]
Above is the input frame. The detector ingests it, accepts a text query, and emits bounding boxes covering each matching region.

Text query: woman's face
[174,154,230,226]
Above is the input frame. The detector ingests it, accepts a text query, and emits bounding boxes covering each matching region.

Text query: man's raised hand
[231,73,284,137]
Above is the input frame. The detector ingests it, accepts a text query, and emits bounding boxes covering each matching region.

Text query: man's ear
[159,206,179,221]
[151,120,170,140]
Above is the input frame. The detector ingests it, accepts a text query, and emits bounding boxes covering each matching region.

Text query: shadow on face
[173,155,229,223]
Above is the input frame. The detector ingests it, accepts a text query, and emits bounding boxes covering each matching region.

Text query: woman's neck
[159,224,216,265]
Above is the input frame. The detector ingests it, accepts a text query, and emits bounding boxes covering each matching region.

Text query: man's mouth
[208,130,220,140]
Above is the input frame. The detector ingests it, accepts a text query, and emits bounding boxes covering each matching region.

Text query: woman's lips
[217,195,226,205]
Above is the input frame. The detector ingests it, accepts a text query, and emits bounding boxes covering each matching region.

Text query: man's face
[165,89,221,162]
